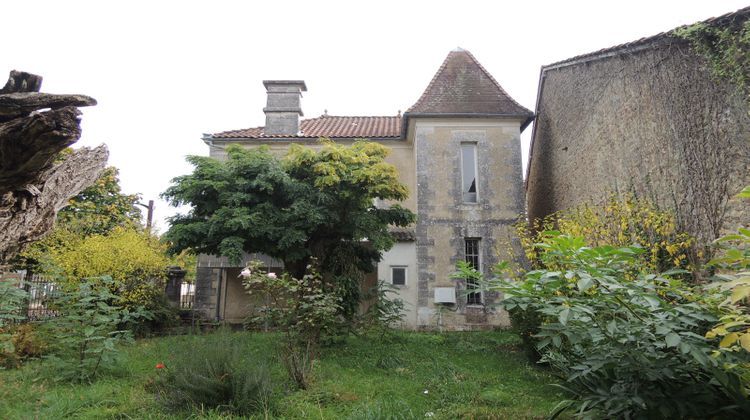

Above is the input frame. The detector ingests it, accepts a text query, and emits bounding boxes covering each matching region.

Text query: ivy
[674,18,750,105]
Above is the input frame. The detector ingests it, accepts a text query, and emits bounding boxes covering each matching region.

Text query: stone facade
[412,119,523,329]
[527,10,750,254]
[195,49,533,329]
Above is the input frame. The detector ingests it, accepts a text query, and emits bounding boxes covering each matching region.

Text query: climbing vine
[674,18,750,105]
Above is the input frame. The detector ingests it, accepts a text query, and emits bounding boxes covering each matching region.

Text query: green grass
[0,330,562,419]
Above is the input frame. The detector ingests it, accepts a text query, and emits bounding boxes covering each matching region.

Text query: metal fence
[180,282,195,309]
[24,273,59,320]
[2,272,197,322]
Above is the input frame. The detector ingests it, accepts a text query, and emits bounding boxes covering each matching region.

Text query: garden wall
[527,37,750,252]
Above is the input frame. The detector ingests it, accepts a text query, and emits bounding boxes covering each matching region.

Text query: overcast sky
[2,0,747,231]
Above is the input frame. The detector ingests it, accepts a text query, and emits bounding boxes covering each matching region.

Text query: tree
[0,70,107,263]
[162,140,415,314]
[57,166,142,235]
[15,166,142,273]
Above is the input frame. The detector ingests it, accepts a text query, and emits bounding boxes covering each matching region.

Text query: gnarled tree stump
[0,70,108,262]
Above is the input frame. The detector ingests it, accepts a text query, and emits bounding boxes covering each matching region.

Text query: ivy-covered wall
[527,30,750,260]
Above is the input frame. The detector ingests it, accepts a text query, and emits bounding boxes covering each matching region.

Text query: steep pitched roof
[209,115,401,140]
[407,48,534,122]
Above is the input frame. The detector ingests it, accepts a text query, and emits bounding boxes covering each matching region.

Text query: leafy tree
[15,166,143,273]
[57,166,142,236]
[162,140,415,314]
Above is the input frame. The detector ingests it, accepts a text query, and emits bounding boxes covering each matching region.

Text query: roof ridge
[310,114,400,118]
[209,114,402,139]
[543,5,750,70]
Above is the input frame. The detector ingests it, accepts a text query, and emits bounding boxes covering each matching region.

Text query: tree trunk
[0,70,107,262]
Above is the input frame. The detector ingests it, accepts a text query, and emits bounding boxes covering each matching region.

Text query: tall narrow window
[465,238,482,305]
[461,143,478,203]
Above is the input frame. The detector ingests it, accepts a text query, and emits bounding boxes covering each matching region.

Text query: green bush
[360,280,406,336]
[121,292,178,338]
[150,329,275,416]
[511,197,696,362]
[0,279,29,368]
[704,186,750,352]
[242,261,340,389]
[477,233,750,418]
[11,323,49,361]
[44,276,149,383]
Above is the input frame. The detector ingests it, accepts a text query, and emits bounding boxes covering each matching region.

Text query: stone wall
[527,39,750,253]
[413,118,524,329]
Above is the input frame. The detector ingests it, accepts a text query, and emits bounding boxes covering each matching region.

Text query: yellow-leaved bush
[517,194,694,276]
[49,227,170,311]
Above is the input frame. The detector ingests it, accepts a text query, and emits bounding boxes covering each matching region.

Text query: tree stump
[0,70,108,262]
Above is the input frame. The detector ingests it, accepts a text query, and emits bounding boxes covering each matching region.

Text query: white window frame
[460,142,479,203]
[390,265,407,286]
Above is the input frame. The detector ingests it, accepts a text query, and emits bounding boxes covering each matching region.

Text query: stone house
[195,49,533,330]
[526,6,750,253]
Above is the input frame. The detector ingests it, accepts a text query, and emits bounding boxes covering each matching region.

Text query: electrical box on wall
[434,287,456,304]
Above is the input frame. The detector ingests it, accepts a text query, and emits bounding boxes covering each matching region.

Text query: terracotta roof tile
[210,115,401,139]
[407,48,534,118]
[390,228,416,242]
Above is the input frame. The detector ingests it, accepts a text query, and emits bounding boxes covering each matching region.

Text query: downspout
[214,269,222,322]
[222,269,229,321]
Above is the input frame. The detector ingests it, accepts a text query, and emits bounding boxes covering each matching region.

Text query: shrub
[705,186,750,352]
[519,193,695,273]
[511,195,695,360]
[242,261,340,389]
[360,280,406,337]
[11,323,46,360]
[150,329,274,416]
[44,227,174,334]
[0,278,29,368]
[44,276,149,383]
[482,233,750,418]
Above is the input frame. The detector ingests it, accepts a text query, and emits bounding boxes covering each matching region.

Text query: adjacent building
[526,7,750,253]
[194,49,533,330]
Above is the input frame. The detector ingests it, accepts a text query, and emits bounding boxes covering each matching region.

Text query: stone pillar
[165,266,186,307]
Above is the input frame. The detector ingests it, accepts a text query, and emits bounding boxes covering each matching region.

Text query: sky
[2,0,747,232]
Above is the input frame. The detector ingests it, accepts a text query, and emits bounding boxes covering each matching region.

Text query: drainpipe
[214,269,222,322]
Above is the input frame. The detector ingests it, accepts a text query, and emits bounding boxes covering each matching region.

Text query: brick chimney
[262,80,307,136]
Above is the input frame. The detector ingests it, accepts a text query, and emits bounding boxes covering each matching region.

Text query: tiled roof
[210,115,401,139]
[390,229,416,242]
[544,6,750,70]
[407,48,534,118]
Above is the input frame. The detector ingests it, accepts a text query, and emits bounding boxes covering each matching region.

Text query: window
[461,143,478,203]
[465,238,482,304]
[391,266,407,286]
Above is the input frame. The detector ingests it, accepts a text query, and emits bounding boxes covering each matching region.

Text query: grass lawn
[0,330,562,419]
